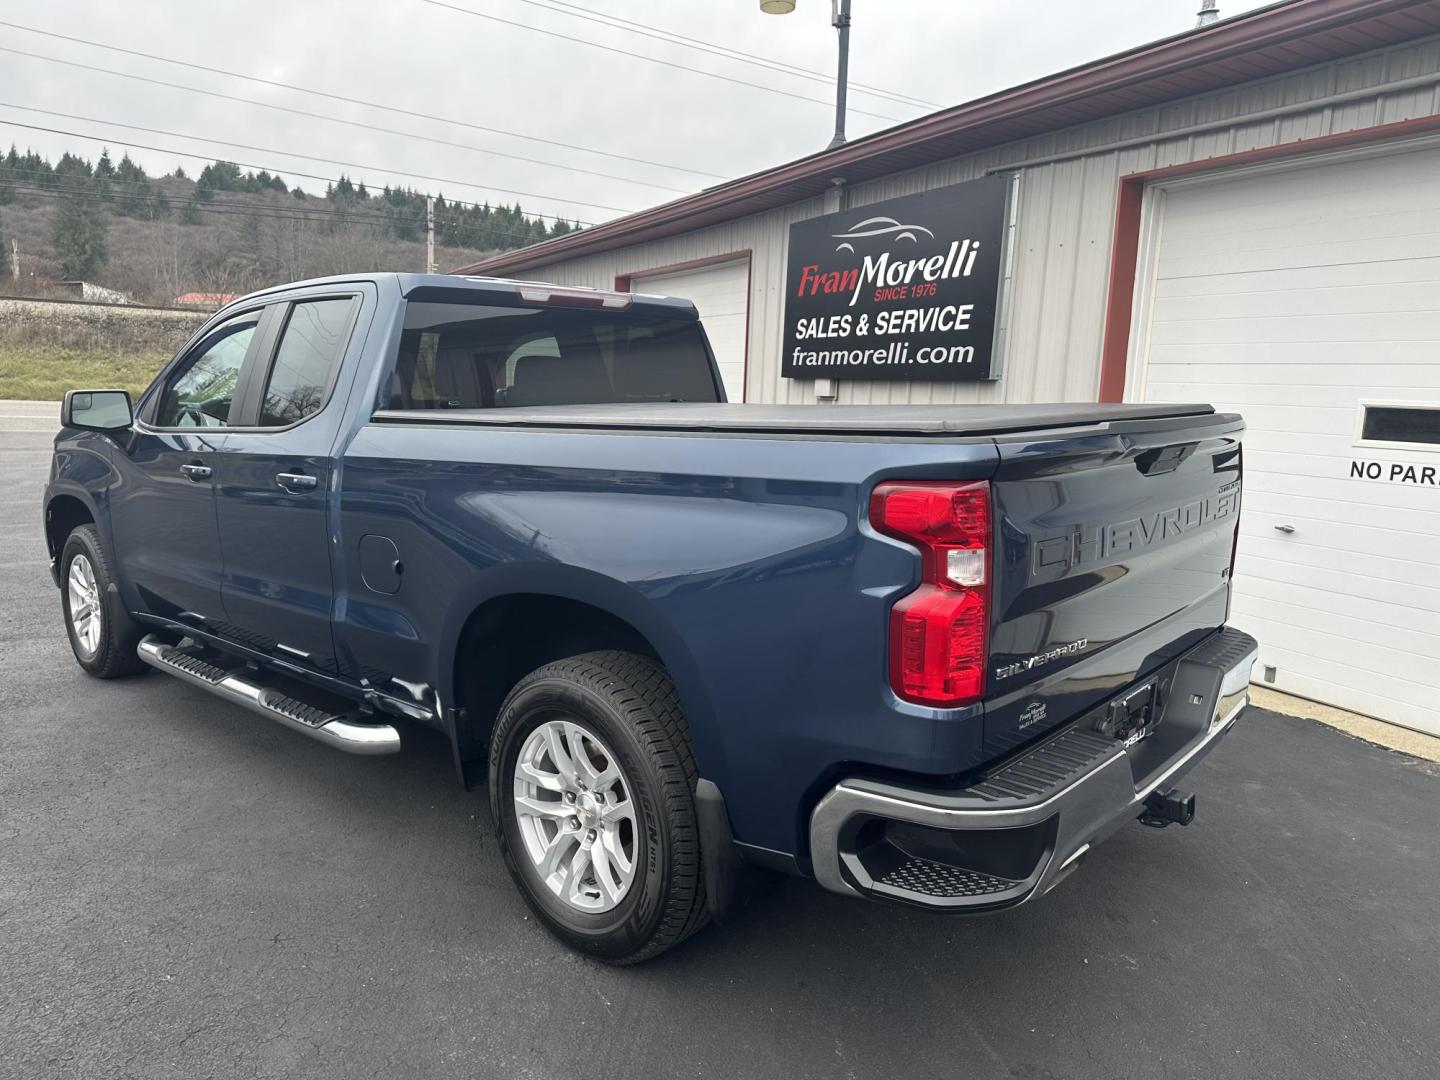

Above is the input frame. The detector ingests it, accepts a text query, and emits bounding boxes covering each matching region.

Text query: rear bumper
[808,626,1257,911]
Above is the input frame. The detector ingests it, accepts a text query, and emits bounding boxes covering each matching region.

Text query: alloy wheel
[512,718,638,913]
[67,553,102,659]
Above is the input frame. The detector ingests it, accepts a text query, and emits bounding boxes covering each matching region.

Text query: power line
[7,164,580,240]
[15,175,565,241]
[7,178,573,247]
[0,20,726,181]
[11,179,414,229]
[4,142,582,228]
[422,0,904,123]
[507,0,935,108]
[0,46,693,196]
[0,98,625,217]
[14,179,413,225]
[7,182,556,249]
[0,109,625,219]
[11,168,401,220]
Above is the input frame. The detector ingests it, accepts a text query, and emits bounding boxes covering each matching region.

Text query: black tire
[489,651,709,964]
[59,524,148,679]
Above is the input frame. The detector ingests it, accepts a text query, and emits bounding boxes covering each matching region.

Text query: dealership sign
[780,175,1011,382]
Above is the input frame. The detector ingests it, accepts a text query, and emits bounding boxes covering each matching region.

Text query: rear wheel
[60,525,147,678]
[490,651,708,964]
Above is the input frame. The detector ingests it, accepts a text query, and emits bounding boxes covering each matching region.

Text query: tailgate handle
[1135,443,1196,476]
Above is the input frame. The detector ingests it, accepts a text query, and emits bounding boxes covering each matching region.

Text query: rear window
[386,301,720,410]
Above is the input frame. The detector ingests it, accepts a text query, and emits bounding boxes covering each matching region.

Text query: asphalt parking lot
[3,402,1438,1080]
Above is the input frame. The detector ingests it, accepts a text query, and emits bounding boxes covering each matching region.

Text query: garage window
[1357,403,1440,450]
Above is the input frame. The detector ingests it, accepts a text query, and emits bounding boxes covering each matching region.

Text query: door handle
[179,463,212,482]
[1274,523,1296,534]
[275,472,319,493]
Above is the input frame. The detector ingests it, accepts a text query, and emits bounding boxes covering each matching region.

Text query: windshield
[386,301,721,410]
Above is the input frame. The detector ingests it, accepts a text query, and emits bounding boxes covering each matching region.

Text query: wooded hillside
[0,146,579,306]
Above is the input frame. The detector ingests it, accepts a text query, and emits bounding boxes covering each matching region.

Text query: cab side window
[155,312,260,428]
[259,298,356,427]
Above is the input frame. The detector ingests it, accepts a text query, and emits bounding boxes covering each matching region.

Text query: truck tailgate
[985,412,1244,754]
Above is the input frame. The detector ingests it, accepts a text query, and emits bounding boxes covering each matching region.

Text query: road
[2,402,1438,1080]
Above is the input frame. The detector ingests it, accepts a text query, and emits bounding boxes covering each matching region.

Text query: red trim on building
[616,251,754,403]
[1097,178,1147,403]
[1098,111,1440,402]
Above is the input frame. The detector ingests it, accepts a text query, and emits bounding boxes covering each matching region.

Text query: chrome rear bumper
[808,627,1258,910]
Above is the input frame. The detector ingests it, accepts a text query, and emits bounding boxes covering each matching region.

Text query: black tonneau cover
[373,402,1216,437]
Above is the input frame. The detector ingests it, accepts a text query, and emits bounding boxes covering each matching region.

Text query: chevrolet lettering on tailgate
[1032,482,1240,577]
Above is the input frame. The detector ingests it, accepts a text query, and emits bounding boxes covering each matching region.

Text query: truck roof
[214,273,698,320]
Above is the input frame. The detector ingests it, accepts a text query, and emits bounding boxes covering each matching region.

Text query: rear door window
[259,298,357,426]
[387,302,719,410]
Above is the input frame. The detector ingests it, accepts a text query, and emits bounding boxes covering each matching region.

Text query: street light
[762,0,852,150]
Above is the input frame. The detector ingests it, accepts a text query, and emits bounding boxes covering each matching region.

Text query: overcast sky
[1,0,1274,227]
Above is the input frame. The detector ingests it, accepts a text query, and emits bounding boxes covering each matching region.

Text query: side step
[137,636,401,755]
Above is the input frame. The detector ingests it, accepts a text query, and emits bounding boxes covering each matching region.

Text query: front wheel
[489,651,709,964]
[60,524,147,678]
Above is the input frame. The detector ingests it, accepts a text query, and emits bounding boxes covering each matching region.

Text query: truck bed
[372,401,1216,437]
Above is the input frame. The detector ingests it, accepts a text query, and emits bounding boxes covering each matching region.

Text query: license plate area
[1094,679,1162,748]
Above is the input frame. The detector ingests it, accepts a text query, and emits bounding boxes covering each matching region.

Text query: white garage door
[1132,145,1440,737]
[634,259,749,401]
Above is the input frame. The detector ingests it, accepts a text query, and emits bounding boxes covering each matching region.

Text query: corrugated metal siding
[528,34,1440,406]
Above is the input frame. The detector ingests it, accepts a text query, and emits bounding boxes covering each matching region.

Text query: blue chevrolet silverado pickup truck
[45,273,1256,962]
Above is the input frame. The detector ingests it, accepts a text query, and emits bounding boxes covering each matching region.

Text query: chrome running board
[137,635,400,755]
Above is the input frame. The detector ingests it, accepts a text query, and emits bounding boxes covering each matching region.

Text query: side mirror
[62,389,134,432]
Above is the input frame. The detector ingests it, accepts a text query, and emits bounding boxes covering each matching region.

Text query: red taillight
[870,481,991,707]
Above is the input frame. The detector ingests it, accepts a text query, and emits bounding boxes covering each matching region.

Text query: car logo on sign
[831,215,936,253]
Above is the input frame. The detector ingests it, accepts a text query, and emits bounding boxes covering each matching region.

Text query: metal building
[455,0,1440,737]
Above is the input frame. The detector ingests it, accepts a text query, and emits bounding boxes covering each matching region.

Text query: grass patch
[0,347,169,401]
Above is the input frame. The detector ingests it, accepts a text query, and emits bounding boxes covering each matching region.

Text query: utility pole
[760,0,853,151]
[828,0,852,150]
[10,238,17,283]
[425,195,436,274]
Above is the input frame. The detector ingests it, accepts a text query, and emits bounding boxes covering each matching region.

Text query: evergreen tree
[51,191,109,279]
[113,153,166,219]
[54,152,93,188]
[6,148,54,188]
[94,148,115,202]
[179,200,203,225]
[197,160,243,200]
